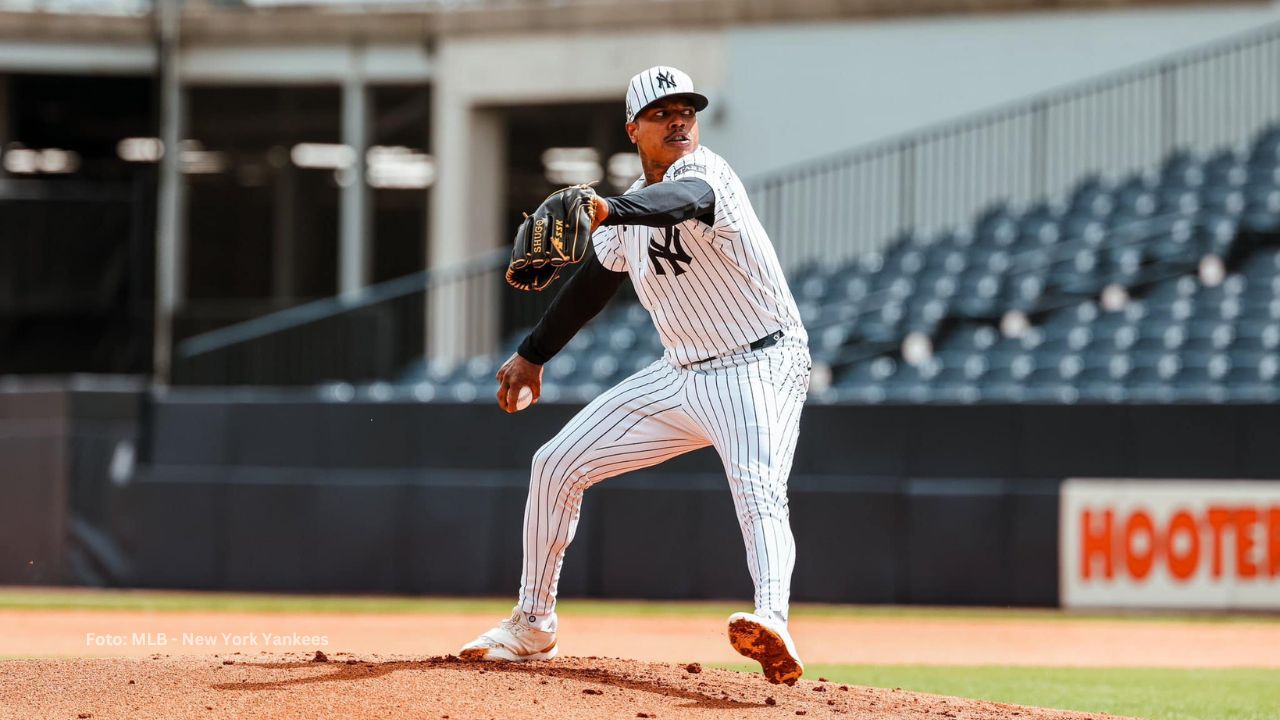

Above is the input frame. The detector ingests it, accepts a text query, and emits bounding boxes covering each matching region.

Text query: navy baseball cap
[625,66,710,123]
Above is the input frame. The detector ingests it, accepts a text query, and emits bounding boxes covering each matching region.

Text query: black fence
[111,395,1280,605]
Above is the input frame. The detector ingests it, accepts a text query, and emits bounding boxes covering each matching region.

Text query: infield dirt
[0,653,1131,720]
[5,604,1271,719]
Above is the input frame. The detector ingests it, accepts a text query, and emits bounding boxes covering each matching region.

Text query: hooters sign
[1060,479,1280,609]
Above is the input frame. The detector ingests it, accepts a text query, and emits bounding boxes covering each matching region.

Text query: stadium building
[2,0,1279,615]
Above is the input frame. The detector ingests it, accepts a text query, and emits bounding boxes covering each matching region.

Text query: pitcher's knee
[532,438,578,474]
[530,442,594,500]
[531,443,576,484]
[530,443,559,490]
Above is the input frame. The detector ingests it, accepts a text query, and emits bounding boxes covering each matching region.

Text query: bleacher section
[409,125,1280,404]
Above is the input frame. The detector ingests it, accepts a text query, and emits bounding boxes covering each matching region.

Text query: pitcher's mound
[2,653,1130,720]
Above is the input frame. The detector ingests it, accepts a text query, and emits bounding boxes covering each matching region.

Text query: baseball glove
[505,184,598,291]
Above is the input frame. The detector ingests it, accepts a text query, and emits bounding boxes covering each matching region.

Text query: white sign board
[1060,479,1280,610]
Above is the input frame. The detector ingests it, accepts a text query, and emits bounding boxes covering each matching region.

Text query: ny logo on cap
[656,71,676,90]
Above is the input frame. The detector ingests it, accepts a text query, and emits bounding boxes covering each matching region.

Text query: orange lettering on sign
[1078,501,1280,584]
[1166,509,1200,582]
[1268,506,1280,578]
[1124,510,1156,581]
[1081,509,1114,580]
[1206,507,1232,579]
[1235,508,1259,579]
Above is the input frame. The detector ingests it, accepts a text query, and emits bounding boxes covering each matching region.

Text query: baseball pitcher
[461,66,811,686]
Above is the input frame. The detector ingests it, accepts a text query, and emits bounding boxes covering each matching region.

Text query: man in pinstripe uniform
[461,66,811,685]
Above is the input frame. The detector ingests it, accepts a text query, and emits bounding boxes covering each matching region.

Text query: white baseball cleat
[727,611,804,685]
[459,610,558,662]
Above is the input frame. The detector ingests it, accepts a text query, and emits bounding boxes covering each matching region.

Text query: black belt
[694,330,784,364]
[749,330,785,351]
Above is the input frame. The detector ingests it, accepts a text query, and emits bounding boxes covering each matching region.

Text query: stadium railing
[171,249,507,385]
[749,20,1280,271]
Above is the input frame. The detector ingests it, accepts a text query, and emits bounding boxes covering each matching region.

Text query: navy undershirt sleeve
[516,247,628,366]
[516,177,714,365]
[600,177,715,228]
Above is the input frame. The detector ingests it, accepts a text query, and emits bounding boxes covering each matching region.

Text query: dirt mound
[0,654,1130,720]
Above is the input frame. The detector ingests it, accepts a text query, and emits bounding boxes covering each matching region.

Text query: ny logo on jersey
[648,227,694,276]
[655,71,676,90]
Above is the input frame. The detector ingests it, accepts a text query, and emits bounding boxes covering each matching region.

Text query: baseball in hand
[515,386,534,411]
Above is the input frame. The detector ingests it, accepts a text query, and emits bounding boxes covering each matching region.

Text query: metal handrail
[176,249,508,359]
[751,21,1280,189]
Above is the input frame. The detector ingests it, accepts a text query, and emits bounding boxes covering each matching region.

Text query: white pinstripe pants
[517,336,811,628]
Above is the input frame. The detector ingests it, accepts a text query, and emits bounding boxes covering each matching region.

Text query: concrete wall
[0,389,69,585]
[0,378,146,586]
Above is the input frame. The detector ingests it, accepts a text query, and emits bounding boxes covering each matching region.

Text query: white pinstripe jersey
[592,145,807,366]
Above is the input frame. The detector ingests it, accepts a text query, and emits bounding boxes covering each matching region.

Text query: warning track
[4,608,1276,667]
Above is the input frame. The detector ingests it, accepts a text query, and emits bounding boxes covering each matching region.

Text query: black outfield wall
[125,397,1280,606]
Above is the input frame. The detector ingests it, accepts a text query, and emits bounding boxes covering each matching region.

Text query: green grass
[0,589,1278,624]
[713,664,1280,720]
